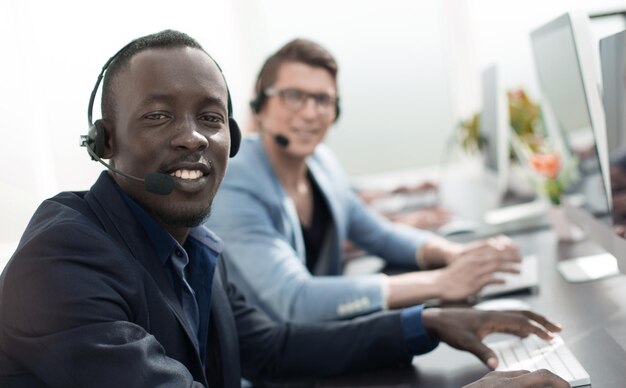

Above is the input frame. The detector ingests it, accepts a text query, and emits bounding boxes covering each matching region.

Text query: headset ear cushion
[249,92,267,114]
[334,100,341,122]
[249,98,259,113]
[229,118,242,157]
[89,119,107,159]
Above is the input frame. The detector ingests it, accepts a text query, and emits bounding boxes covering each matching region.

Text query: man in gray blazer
[207,39,524,323]
[0,30,567,387]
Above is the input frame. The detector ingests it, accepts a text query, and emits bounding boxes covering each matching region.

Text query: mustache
[159,153,212,172]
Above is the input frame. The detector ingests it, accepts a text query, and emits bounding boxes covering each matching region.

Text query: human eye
[282,89,304,103]
[143,112,170,121]
[199,112,225,124]
[314,93,333,107]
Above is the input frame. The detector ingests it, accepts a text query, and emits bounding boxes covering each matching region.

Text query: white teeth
[169,169,203,180]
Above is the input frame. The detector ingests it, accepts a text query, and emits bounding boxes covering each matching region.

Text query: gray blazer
[207,135,433,323]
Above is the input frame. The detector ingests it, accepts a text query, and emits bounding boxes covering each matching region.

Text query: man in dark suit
[0,30,568,387]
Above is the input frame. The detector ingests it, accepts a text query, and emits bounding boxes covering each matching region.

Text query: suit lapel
[207,258,241,387]
[84,173,205,377]
[253,139,307,261]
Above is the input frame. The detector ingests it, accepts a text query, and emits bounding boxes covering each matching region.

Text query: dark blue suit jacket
[0,172,412,387]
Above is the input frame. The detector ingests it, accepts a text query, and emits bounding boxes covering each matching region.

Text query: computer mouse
[437,219,479,236]
[474,298,531,311]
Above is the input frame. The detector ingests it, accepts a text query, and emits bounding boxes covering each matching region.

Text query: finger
[494,262,521,274]
[476,274,506,289]
[473,260,520,278]
[494,314,555,341]
[466,340,500,369]
[487,236,522,261]
[516,310,563,333]
[491,246,522,262]
[494,235,515,246]
[470,244,521,263]
[511,369,570,387]
[488,369,531,378]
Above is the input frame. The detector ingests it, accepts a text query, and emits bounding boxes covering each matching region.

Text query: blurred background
[1,0,624,250]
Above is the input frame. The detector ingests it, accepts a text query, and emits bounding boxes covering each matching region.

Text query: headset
[79,40,242,195]
[81,42,241,162]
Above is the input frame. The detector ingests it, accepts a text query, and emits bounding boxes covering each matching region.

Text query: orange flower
[530,153,561,179]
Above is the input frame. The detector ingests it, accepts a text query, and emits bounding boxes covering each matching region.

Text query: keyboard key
[487,334,590,387]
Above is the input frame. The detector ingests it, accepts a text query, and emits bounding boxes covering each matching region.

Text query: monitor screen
[479,64,509,197]
[481,65,500,172]
[530,13,611,218]
[600,30,626,236]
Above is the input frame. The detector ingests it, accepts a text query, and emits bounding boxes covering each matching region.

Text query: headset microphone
[81,141,175,195]
[274,134,290,148]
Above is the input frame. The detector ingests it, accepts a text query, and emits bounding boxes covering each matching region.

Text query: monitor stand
[557,253,619,283]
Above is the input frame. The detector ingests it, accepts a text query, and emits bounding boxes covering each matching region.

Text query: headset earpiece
[228,118,241,157]
[249,98,259,113]
[249,92,266,114]
[86,119,107,160]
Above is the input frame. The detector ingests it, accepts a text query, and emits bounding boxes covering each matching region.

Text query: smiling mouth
[167,160,213,181]
[292,128,319,134]
[170,169,205,180]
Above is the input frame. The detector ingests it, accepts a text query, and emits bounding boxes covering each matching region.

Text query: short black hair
[101,29,207,122]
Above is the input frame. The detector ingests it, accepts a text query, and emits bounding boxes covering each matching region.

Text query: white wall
[240,0,455,177]
[2,0,626,252]
[460,0,626,114]
[0,0,250,246]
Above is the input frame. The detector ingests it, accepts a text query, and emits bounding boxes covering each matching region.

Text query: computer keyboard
[489,334,590,387]
[478,255,538,298]
[483,200,548,226]
[368,191,439,213]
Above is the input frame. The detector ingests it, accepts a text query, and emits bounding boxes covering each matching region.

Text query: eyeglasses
[264,87,338,115]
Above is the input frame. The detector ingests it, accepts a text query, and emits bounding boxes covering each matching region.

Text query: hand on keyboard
[464,370,570,388]
[422,308,562,370]
[488,334,589,386]
[427,236,523,301]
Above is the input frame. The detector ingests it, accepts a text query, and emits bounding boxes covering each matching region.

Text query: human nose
[171,116,209,151]
[299,95,319,119]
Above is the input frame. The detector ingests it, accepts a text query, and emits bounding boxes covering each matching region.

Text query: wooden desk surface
[319,229,626,387]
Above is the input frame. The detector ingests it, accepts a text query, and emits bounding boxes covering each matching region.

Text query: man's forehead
[273,61,336,92]
[121,47,227,92]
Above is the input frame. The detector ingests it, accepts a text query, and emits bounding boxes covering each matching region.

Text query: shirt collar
[118,189,177,266]
[113,182,223,265]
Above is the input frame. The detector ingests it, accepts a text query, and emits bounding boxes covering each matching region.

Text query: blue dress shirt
[118,188,220,366]
[401,305,439,355]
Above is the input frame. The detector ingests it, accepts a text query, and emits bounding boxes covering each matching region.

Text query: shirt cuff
[401,304,440,355]
[380,275,389,310]
[415,246,428,270]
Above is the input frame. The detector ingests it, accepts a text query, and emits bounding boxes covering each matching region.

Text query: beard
[153,202,212,228]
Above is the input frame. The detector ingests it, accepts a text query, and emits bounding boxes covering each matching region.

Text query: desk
[319,229,626,387]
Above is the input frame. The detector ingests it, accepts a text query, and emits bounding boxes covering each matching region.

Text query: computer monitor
[480,64,510,200]
[480,66,554,227]
[530,11,619,281]
[600,30,626,155]
[600,29,626,274]
[531,11,612,215]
